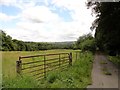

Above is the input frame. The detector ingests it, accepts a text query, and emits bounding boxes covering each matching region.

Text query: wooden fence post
[16,57,22,74]
[69,52,72,66]
[44,55,46,79]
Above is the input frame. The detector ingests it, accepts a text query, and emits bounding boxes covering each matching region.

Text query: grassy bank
[2,50,93,88]
[108,56,120,67]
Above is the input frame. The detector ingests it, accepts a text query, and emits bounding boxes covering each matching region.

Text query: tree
[76,33,96,52]
[0,30,75,51]
[87,2,120,56]
[0,30,16,51]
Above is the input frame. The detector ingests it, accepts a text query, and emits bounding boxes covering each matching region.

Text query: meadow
[2,49,94,88]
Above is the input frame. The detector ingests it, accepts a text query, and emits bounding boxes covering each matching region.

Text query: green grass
[3,75,39,88]
[2,50,93,88]
[2,49,77,77]
[108,56,120,67]
[103,71,112,75]
[42,51,94,88]
[102,68,112,75]
[100,61,107,64]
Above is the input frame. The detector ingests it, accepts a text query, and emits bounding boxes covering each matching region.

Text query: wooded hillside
[0,30,74,51]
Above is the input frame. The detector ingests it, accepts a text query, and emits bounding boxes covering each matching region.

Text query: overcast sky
[0,0,95,42]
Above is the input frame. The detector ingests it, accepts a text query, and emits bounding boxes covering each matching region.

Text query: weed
[103,71,112,75]
[102,68,112,75]
[109,56,120,67]
[100,61,107,64]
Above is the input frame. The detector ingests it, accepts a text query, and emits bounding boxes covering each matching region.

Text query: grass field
[2,49,77,77]
[2,49,94,88]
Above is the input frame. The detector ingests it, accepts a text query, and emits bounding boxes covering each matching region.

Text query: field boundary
[16,52,72,80]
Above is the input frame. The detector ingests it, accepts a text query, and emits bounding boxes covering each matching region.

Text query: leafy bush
[76,33,96,53]
[81,39,96,52]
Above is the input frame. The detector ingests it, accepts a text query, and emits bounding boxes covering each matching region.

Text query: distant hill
[49,41,75,45]
[0,30,75,51]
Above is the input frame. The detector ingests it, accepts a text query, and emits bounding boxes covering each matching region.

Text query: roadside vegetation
[3,51,93,88]
[108,56,120,67]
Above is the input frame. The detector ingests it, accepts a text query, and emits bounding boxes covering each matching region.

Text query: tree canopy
[75,33,96,52]
[87,2,120,56]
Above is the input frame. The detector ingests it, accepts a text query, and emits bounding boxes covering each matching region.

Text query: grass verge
[108,56,120,67]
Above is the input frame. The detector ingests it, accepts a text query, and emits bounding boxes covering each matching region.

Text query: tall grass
[3,51,93,88]
[3,75,39,88]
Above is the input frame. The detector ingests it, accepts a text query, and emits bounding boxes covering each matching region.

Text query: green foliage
[76,33,96,52]
[42,52,93,88]
[0,30,15,51]
[3,75,40,88]
[102,68,112,75]
[40,52,93,88]
[109,56,120,67]
[100,61,107,64]
[103,71,112,75]
[76,33,93,46]
[46,71,60,83]
[87,2,120,56]
[81,39,96,52]
[0,30,74,51]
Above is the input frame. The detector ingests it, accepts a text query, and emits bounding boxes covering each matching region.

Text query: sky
[0,0,95,42]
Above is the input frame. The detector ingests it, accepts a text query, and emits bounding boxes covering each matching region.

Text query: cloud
[0,0,16,6]
[21,6,62,23]
[52,0,95,21]
[1,0,95,42]
[0,0,36,10]
[0,12,18,21]
[14,19,92,42]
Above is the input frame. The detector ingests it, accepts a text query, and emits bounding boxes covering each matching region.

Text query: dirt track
[87,53,119,89]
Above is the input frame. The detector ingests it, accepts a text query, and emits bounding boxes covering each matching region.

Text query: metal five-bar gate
[16,52,72,80]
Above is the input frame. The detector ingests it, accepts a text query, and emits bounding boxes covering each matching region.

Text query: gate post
[16,57,22,74]
[69,52,72,66]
